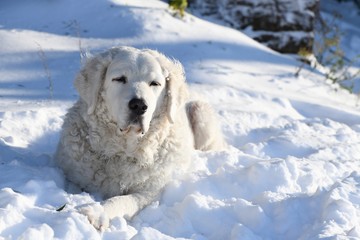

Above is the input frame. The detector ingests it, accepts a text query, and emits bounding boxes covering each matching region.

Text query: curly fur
[55,46,225,230]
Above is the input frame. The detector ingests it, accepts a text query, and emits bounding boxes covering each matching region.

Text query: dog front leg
[78,193,152,231]
[102,193,145,220]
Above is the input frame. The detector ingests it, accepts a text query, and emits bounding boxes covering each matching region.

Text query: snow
[1,0,360,239]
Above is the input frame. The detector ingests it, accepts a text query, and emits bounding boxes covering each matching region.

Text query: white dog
[55,46,225,230]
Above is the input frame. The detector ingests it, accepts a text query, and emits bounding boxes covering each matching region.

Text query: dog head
[74,46,188,136]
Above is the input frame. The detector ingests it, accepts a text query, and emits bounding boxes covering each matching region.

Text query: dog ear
[74,51,112,115]
[164,59,189,123]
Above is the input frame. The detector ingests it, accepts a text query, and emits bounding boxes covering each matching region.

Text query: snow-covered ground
[1,0,360,239]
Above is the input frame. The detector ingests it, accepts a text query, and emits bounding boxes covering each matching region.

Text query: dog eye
[112,76,127,84]
[149,81,161,87]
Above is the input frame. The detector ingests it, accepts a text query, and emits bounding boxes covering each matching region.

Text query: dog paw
[77,203,110,231]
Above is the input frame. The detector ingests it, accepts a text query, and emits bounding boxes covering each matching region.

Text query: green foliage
[295,47,313,77]
[298,47,312,58]
[169,0,188,17]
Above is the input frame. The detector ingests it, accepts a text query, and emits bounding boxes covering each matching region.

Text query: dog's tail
[187,101,227,151]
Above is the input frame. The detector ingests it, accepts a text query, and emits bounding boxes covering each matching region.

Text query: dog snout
[128,98,148,116]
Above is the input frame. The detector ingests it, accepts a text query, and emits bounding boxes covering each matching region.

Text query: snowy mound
[0,0,360,239]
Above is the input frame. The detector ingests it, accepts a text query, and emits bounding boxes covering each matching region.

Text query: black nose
[128,98,148,116]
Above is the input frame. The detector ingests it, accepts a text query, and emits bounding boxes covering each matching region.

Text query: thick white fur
[55,46,226,230]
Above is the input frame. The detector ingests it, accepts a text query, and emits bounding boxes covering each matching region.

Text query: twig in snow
[36,43,53,99]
